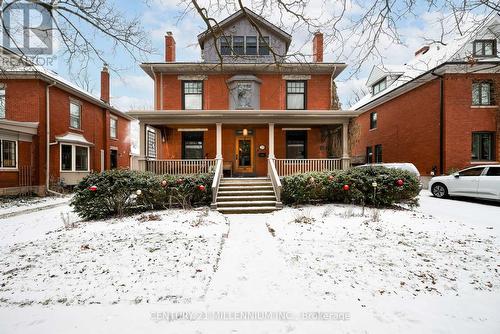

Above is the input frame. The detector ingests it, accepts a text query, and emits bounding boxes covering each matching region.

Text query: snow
[0,195,70,218]
[0,192,499,333]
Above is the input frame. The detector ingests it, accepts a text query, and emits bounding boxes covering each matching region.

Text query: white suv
[429,165,500,201]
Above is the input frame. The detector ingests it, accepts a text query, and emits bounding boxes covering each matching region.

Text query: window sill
[60,170,90,173]
[69,127,84,133]
[0,168,18,172]
[110,137,118,141]
[369,128,377,131]
[471,105,498,109]
[470,161,498,165]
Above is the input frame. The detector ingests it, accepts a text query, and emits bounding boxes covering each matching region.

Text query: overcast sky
[45,0,475,111]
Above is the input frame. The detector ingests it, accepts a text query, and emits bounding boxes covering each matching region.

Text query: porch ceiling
[127,110,360,125]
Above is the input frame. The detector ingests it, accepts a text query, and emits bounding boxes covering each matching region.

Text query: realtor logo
[2,2,53,55]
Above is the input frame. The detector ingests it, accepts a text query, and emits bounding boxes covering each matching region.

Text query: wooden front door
[235,135,254,174]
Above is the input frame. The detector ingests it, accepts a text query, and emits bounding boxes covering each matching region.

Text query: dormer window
[473,40,496,57]
[372,78,387,95]
[218,35,271,56]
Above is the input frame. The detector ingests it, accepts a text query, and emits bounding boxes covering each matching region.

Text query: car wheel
[431,183,448,198]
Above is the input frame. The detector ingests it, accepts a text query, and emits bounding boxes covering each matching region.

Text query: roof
[141,62,347,79]
[0,47,134,120]
[197,7,292,47]
[351,13,500,112]
[55,132,95,146]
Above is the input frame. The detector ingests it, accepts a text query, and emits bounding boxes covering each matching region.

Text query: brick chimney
[100,63,110,103]
[165,31,176,62]
[415,45,430,57]
[313,31,323,63]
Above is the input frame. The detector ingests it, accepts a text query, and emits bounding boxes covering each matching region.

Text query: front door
[235,135,254,174]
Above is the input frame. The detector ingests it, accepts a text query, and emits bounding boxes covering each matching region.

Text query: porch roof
[126,110,360,125]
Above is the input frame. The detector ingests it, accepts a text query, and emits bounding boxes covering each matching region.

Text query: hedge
[71,169,212,220]
[281,167,420,207]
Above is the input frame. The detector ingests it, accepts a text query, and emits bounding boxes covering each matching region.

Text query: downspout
[46,81,63,196]
[431,71,444,175]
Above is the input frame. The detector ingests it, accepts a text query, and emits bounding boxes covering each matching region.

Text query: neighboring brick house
[0,48,133,195]
[128,8,358,212]
[351,14,500,182]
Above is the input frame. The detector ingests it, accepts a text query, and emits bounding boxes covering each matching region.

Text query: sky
[29,0,488,111]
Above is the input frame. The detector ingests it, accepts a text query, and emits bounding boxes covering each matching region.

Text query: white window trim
[110,116,118,139]
[0,138,18,171]
[0,83,6,119]
[146,126,157,159]
[59,143,90,172]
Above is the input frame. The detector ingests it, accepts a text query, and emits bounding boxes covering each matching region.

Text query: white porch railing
[211,158,223,208]
[274,158,350,176]
[268,158,282,205]
[143,159,216,175]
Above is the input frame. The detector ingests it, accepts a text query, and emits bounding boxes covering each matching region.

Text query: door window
[458,167,485,177]
[486,167,500,176]
[238,139,251,167]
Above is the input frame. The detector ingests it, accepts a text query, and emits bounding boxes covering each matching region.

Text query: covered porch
[128,110,357,177]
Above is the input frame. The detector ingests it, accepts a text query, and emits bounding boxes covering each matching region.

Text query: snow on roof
[0,46,133,120]
[55,132,94,146]
[351,13,500,111]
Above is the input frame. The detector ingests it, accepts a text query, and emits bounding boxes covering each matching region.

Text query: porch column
[268,123,275,159]
[342,121,350,170]
[216,123,222,159]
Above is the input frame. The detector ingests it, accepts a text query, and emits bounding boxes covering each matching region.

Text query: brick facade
[353,73,499,176]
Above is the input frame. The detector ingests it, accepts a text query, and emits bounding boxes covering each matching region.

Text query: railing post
[342,122,350,170]
[211,158,223,209]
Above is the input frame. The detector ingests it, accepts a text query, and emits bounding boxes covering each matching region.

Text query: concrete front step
[219,185,274,191]
[217,195,277,202]
[218,190,275,196]
[217,206,278,214]
[220,182,272,187]
[217,200,277,208]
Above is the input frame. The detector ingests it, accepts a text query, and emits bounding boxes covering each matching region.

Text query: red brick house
[128,8,357,212]
[0,48,133,195]
[352,14,500,183]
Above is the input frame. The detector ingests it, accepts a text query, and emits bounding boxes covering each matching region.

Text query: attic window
[372,78,387,95]
[473,40,496,57]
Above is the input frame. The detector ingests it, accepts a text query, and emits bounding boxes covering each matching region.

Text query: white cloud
[111,95,153,111]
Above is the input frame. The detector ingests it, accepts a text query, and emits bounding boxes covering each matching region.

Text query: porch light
[243,128,248,136]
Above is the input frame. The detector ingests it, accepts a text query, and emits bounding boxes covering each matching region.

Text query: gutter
[431,71,445,175]
[45,82,64,197]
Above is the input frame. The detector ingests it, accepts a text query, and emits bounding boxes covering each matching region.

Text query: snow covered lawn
[0,208,229,306]
[0,191,499,333]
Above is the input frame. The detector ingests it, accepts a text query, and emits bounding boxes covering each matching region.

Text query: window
[60,144,89,172]
[0,85,5,118]
[146,128,157,159]
[182,81,203,110]
[458,167,485,177]
[236,82,253,109]
[70,101,81,129]
[372,78,387,95]
[375,144,383,163]
[233,36,244,55]
[246,36,257,55]
[220,36,232,55]
[370,112,377,129]
[259,37,270,55]
[366,146,373,163]
[286,131,307,159]
[110,149,118,169]
[110,117,117,139]
[472,132,494,161]
[286,81,306,110]
[473,40,496,57]
[472,81,494,106]
[182,132,204,159]
[0,139,17,168]
[486,167,500,176]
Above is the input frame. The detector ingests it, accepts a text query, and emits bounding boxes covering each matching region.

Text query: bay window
[60,144,89,172]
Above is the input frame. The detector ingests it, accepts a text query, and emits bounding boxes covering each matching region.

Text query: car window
[458,167,485,176]
[486,167,500,176]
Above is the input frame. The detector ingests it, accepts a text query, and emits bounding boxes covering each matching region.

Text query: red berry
[198,185,206,191]
[176,179,183,184]
[88,185,97,192]
[342,184,350,191]
[396,179,404,187]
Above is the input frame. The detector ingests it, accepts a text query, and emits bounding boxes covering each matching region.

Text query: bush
[282,167,420,207]
[71,169,212,220]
